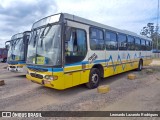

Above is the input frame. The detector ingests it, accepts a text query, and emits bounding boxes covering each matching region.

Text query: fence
[153,53,160,58]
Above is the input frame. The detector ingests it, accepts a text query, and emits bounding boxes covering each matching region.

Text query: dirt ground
[0,59,160,120]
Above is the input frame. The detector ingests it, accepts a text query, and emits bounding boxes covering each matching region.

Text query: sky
[0,0,159,47]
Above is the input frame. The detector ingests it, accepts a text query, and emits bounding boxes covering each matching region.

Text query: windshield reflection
[27,24,62,66]
[7,38,24,61]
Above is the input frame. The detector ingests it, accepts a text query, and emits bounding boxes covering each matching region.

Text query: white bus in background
[7,31,30,73]
[26,13,152,90]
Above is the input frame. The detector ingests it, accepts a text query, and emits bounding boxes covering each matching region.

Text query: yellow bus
[7,31,30,73]
[26,13,152,90]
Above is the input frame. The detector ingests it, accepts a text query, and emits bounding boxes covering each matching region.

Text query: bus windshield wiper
[40,24,52,47]
[40,23,52,38]
[33,30,38,47]
[12,39,20,50]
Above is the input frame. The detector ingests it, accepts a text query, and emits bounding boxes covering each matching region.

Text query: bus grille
[30,73,43,79]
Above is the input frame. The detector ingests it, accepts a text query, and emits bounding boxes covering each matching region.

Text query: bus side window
[118,34,127,50]
[127,36,135,50]
[90,27,105,50]
[65,27,87,64]
[141,39,146,51]
[146,40,149,51]
[135,38,141,51]
[105,31,118,50]
[149,41,152,51]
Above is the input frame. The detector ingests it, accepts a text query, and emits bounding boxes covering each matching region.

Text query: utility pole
[156,0,159,50]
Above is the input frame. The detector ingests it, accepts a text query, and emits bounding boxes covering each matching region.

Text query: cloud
[0,0,159,48]
[0,0,57,47]
[55,0,158,33]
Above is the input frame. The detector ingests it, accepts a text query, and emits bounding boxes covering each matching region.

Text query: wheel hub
[92,73,99,84]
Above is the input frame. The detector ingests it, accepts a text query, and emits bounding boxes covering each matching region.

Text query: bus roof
[62,13,152,41]
[10,31,30,40]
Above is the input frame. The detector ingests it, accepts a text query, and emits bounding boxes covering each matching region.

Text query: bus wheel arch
[86,64,104,89]
[92,64,104,78]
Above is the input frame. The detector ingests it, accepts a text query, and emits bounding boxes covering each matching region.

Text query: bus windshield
[27,24,62,66]
[7,37,24,61]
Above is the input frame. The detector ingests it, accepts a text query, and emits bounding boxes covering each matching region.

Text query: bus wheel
[137,60,143,71]
[86,68,100,89]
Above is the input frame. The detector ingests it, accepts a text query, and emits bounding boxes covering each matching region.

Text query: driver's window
[65,27,87,64]
[66,29,77,56]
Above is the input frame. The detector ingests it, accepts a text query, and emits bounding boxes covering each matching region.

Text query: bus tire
[86,68,100,89]
[137,60,143,71]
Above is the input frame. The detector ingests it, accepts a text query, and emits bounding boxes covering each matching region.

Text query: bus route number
[88,53,98,64]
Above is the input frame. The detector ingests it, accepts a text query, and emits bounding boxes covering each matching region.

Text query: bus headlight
[44,75,58,81]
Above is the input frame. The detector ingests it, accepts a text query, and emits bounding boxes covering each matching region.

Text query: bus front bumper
[26,71,65,90]
[7,64,27,73]
[26,74,54,88]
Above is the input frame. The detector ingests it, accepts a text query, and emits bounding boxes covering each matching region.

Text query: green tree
[140,23,160,49]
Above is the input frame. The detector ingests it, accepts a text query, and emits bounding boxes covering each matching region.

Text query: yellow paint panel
[80,70,90,84]
[72,72,81,86]
[64,73,72,89]
[125,64,131,71]
[116,65,123,74]
[104,67,114,77]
